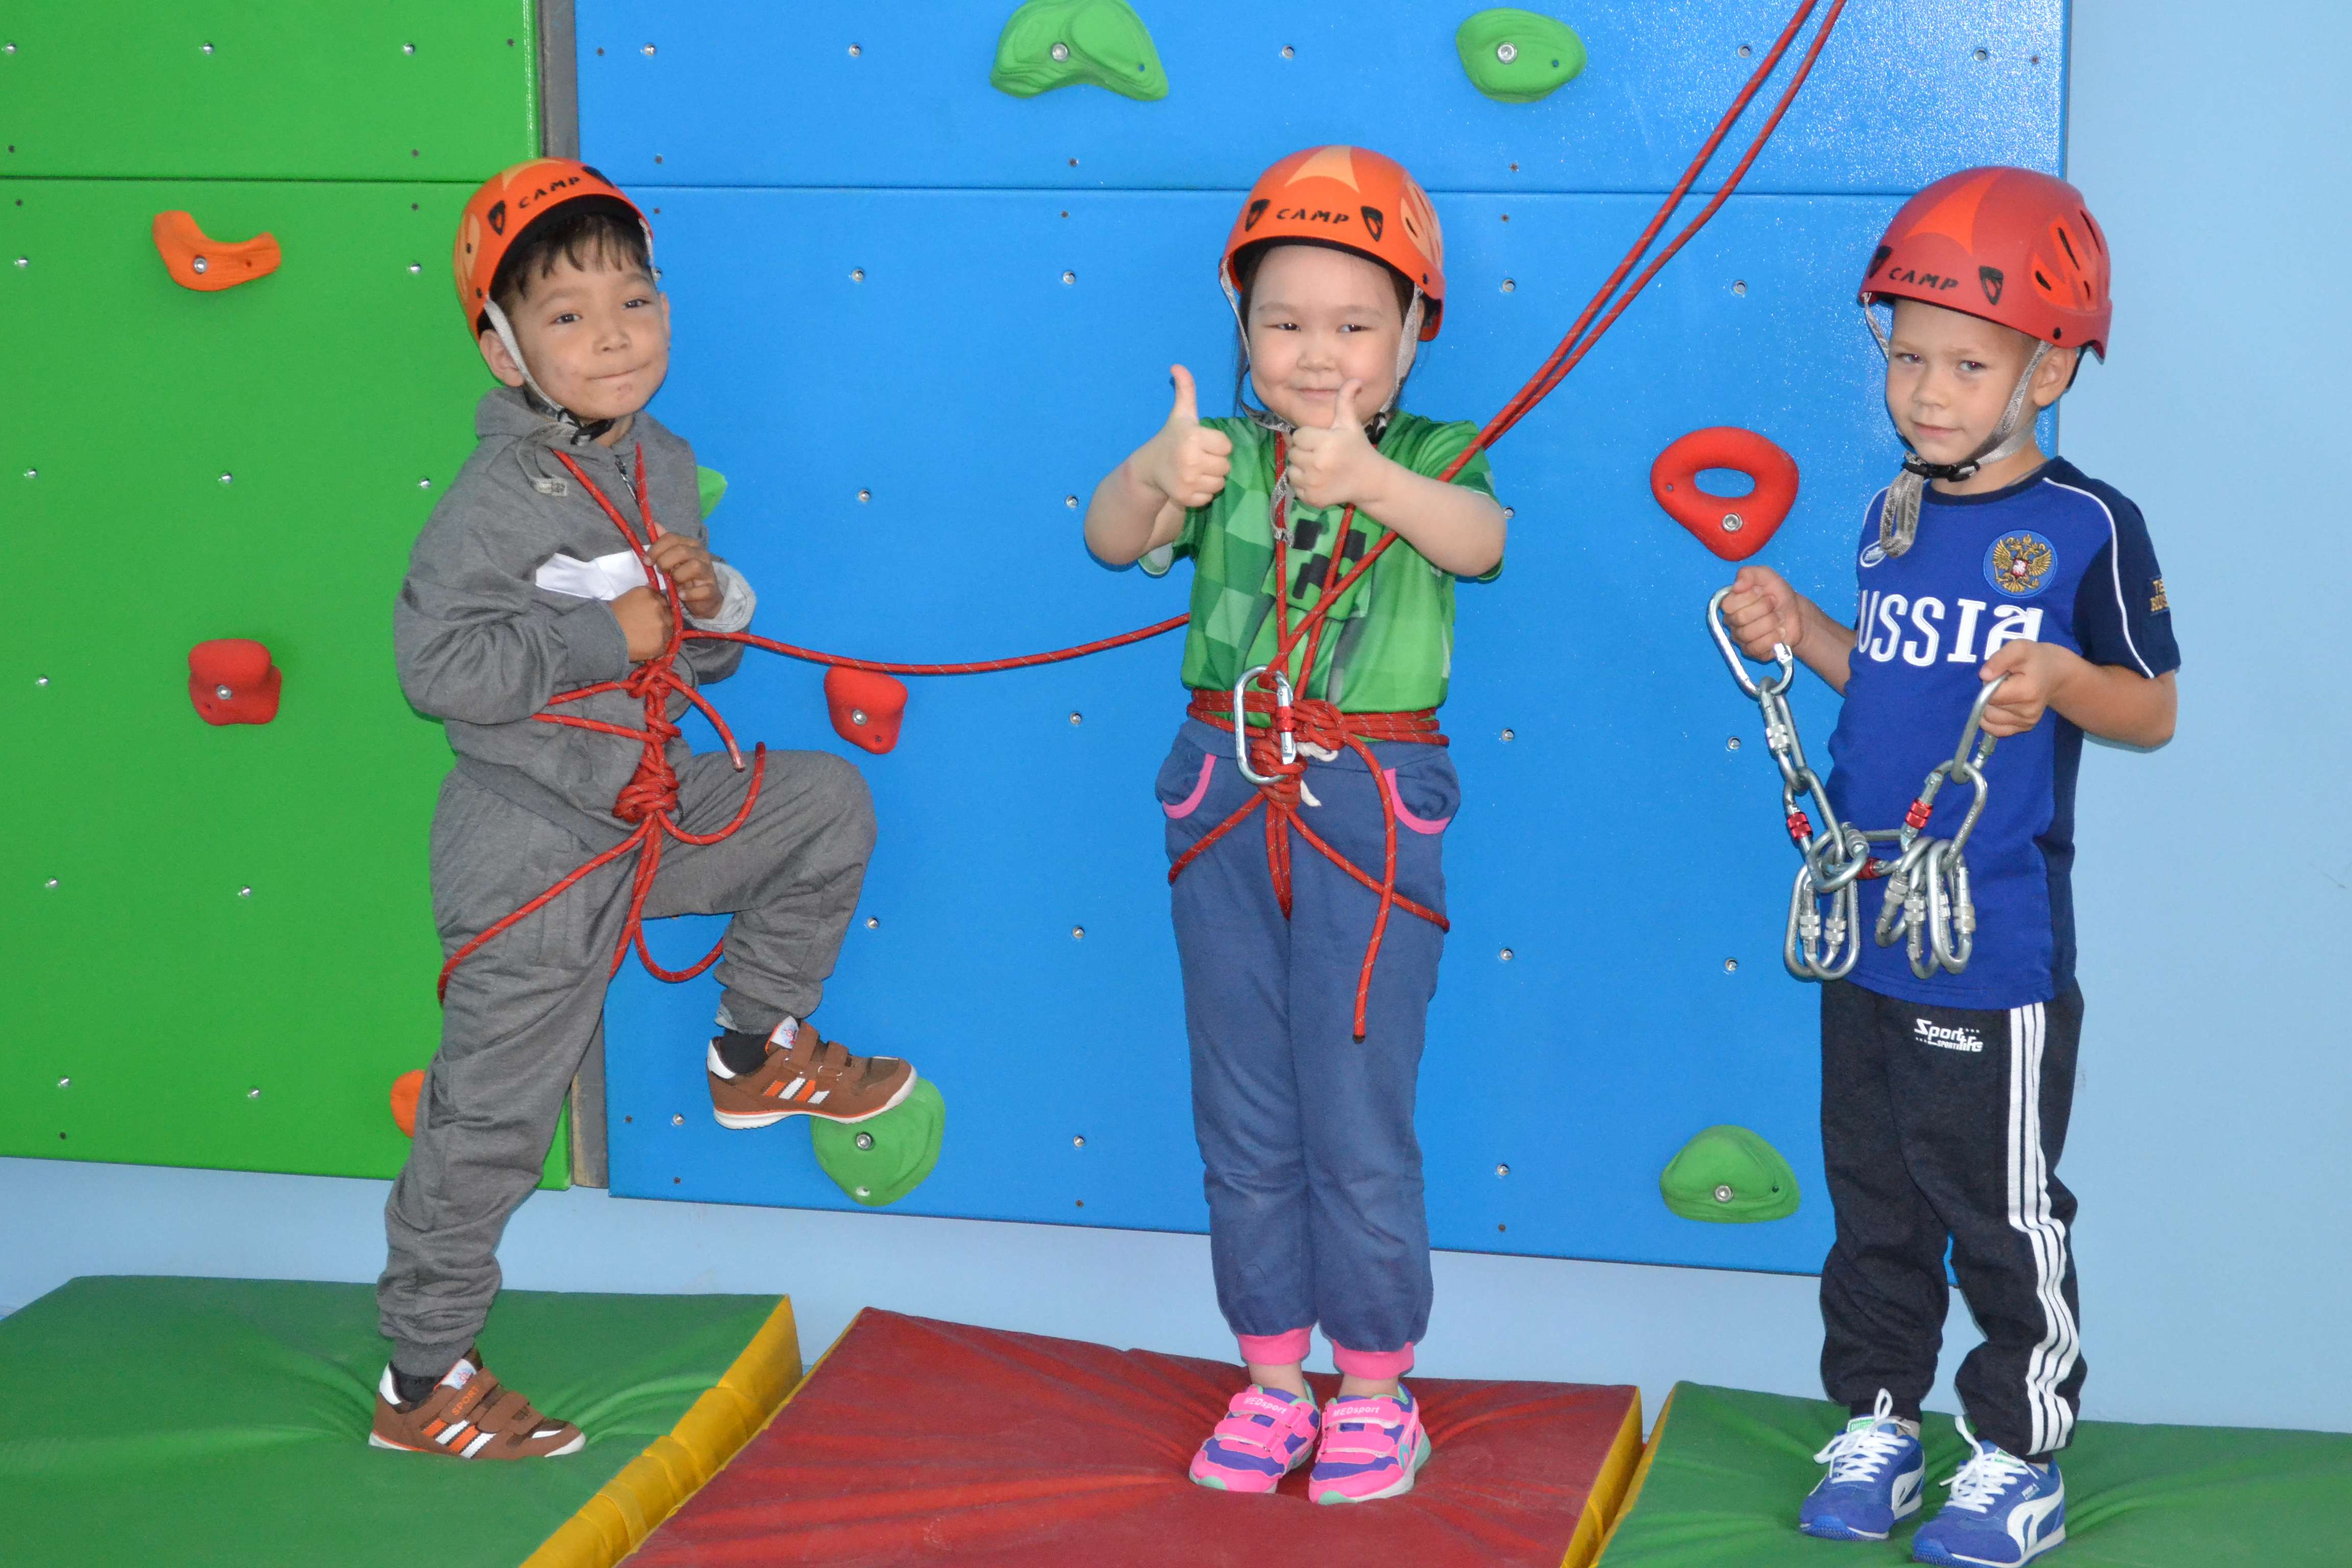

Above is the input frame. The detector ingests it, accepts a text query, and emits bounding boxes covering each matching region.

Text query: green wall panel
[1,177,561,1188]
[2,2,538,180]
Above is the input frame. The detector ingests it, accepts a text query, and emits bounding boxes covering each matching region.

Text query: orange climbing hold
[824,667,909,755]
[151,211,282,291]
[188,639,282,726]
[1649,427,1800,562]
[390,1069,425,1137]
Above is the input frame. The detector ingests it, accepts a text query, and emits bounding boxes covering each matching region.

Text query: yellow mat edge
[1560,1386,1648,1568]
[521,1294,822,1568]
[1588,1381,1682,1566]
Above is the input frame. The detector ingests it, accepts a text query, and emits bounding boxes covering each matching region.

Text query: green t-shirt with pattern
[1142,413,1499,714]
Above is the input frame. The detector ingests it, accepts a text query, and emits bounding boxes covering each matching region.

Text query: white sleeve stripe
[2040,478,2157,679]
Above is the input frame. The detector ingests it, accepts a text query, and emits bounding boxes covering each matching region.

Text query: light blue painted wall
[5,0,2345,1437]
[2035,0,2352,1433]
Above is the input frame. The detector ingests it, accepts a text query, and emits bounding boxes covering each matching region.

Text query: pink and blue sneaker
[1307,1384,1433,1504]
[1189,1385,1321,1493]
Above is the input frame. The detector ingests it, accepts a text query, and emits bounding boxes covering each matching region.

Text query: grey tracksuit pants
[378,748,874,1375]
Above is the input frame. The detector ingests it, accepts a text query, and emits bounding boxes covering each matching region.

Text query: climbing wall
[0,4,566,1184]
[581,0,2066,1272]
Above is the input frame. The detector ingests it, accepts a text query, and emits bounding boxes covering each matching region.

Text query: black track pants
[1818,979,2087,1458]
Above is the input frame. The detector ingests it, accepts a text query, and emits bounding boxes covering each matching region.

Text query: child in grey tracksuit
[373,170,909,1454]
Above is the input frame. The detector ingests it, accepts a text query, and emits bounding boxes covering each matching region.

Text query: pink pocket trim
[1383,768,1452,835]
[1163,752,1216,819]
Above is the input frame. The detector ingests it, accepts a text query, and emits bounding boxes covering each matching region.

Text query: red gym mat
[628,1308,1641,1567]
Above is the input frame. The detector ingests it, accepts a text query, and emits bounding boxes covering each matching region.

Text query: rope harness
[1706,588,2004,982]
[1175,439,1453,1041]
[435,0,1851,1015]
[437,447,768,1000]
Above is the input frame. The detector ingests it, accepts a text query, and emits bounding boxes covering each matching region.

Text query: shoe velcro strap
[474,1386,543,1434]
[440,1373,500,1423]
[1211,1416,1282,1453]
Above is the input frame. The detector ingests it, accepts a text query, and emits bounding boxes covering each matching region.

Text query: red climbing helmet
[1859,166,2111,357]
[1221,145,1446,340]
[452,158,651,337]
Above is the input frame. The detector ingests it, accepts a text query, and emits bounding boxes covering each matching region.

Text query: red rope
[688,614,1188,676]
[1168,432,1451,1041]
[670,0,1848,685]
[437,446,768,999]
[437,0,1847,996]
[1150,0,1848,1039]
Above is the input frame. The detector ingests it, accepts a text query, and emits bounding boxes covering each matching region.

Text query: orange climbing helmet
[1221,145,1446,340]
[1859,166,2111,358]
[452,158,651,338]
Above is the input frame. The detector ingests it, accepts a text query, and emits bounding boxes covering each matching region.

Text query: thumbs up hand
[1284,379,1384,511]
[1139,364,1234,510]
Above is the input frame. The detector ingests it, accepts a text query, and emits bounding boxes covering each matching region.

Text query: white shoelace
[1943,1419,2037,1512]
[1815,1419,1913,1484]
[1814,1388,1914,1484]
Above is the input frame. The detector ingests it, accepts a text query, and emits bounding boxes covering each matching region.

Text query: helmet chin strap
[481,297,617,445]
[1227,286,1423,443]
[1865,305,2049,558]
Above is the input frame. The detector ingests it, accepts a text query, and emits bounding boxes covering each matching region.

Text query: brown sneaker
[368,1351,584,1459]
[707,1019,916,1128]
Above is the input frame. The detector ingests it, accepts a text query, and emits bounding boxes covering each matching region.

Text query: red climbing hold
[825,667,908,755]
[1649,427,1800,562]
[152,210,282,292]
[188,639,281,726]
[390,1069,424,1137]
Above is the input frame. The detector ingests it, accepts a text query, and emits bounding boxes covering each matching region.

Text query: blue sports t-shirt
[1825,458,2180,1009]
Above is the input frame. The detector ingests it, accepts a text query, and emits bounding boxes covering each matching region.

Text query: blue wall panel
[589,3,2064,1276]
[576,1,2060,194]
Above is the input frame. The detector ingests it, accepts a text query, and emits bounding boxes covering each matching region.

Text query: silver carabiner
[1952,673,2007,775]
[1707,586,1795,699]
[1230,665,1296,786]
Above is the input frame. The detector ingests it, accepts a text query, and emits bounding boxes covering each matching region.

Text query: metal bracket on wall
[538,0,581,159]
[540,0,600,1184]
[569,1035,608,1189]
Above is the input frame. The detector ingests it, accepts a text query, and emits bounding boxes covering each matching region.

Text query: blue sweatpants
[1157,718,1458,1377]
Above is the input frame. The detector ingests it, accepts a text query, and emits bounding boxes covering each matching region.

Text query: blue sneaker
[1800,1389,1926,1540]
[1911,1420,2066,1566]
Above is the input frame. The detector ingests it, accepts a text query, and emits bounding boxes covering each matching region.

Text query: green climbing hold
[1456,8,1588,104]
[990,0,1168,102]
[1660,1125,1800,1223]
[811,1079,946,1208]
[696,465,727,521]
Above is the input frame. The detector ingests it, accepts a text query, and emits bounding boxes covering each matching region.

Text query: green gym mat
[1598,1382,2347,1566]
[0,1276,791,1567]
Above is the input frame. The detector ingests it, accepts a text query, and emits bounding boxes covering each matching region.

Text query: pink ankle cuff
[1330,1340,1415,1380]
[1237,1328,1313,1366]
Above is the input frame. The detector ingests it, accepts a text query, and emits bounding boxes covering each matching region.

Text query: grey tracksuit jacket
[395,388,744,845]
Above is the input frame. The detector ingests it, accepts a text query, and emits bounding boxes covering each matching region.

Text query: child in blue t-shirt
[1720,168,2178,1566]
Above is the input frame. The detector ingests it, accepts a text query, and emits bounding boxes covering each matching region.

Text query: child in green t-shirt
[1084,145,1506,1505]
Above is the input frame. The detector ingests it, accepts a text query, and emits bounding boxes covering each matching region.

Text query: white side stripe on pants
[2006,1002,2079,1455]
